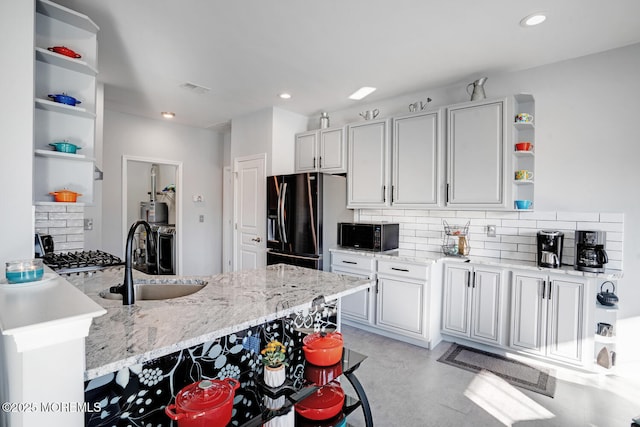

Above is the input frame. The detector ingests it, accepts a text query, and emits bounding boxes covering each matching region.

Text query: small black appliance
[575,230,608,273]
[536,230,564,268]
[338,222,399,252]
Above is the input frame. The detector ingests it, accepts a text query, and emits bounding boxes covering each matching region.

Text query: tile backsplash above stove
[34,203,84,252]
[356,209,624,271]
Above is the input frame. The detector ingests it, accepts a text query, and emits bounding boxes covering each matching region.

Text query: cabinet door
[470,268,503,344]
[442,265,472,337]
[319,128,346,173]
[294,131,318,172]
[392,112,439,207]
[347,120,389,208]
[376,277,424,335]
[447,99,505,207]
[333,268,374,324]
[510,273,546,354]
[546,278,584,363]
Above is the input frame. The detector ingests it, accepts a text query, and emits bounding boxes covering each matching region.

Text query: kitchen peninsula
[1,264,372,427]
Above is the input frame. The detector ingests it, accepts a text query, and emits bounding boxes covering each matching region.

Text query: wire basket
[442,221,470,257]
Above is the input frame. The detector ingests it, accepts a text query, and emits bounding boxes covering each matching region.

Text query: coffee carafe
[575,230,608,273]
[537,230,564,268]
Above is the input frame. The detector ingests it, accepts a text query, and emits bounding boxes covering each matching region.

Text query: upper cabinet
[34,0,98,204]
[294,127,346,174]
[347,119,390,208]
[446,98,507,208]
[391,110,441,207]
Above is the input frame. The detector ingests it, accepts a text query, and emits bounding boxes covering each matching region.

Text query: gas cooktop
[42,250,124,275]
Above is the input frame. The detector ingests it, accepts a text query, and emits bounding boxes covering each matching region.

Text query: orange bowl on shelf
[515,142,532,151]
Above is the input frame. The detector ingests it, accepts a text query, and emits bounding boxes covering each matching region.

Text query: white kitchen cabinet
[441,263,506,346]
[446,98,507,208]
[34,0,98,204]
[510,272,587,365]
[347,119,390,208]
[376,259,429,339]
[294,127,346,174]
[391,110,441,207]
[331,252,376,324]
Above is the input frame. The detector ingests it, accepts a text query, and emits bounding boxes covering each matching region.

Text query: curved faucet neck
[121,220,155,305]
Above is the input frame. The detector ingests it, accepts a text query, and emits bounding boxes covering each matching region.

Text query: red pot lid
[175,379,238,413]
[303,332,343,350]
[297,381,345,411]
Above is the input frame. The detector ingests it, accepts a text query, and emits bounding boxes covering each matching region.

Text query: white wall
[102,110,224,275]
[0,0,34,268]
[271,107,308,176]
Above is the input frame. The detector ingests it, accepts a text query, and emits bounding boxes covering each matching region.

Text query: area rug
[437,343,556,397]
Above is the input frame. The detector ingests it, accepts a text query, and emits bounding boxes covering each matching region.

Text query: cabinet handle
[472,271,476,288]
[391,185,395,203]
[391,267,409,272]
[319,156,322,168]
[542,281,546,299]
[466,270,471,287]
[375,279,379,294]
[548,281,552,300]
[446,183,450,203]
[313,157,316,169]
[383,185,386,203]
[342,260,357,265]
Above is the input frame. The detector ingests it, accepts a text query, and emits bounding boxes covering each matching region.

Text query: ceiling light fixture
[161,112,175,119]
[278,93,292,99]
[520,13,547,27]
[349,86,377,100]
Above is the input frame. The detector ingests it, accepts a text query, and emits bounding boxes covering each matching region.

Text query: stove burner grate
[43,250,124,274]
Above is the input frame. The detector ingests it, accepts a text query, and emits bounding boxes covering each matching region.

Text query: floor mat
[437,343,556,398]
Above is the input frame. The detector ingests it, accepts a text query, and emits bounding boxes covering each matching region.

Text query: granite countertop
[329,247,623,279]
[66,264,373,380]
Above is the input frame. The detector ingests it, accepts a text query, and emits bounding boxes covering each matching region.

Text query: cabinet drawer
[377,260,428,281]
[331,252,375,272]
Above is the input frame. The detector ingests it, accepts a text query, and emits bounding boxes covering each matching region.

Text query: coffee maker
[537,230,564,268]
[575,230,608,272]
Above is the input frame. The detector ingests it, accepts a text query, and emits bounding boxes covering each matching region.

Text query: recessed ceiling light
[278,93,292,99]
[349,86,377,100]
[520,13,546,27]
[161,112,175,119]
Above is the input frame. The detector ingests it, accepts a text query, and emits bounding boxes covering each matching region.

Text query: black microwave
[338,222,399,252]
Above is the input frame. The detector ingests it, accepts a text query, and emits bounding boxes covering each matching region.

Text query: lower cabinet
[331,251,433,348]
[510,272,587,365]
[441,263,507,346]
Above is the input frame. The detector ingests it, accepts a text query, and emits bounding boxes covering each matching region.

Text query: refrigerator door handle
[280,182,288,244]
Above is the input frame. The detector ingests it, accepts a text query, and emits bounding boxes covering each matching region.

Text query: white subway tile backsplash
[357,208,624,270]
[599,213,624,223]
[557,212,599,222]
[33,203,84,252]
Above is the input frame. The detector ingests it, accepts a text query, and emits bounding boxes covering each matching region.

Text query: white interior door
[233,154,266,271]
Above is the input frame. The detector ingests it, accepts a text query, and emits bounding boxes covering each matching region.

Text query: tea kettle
[466,77,488,101]
[596,281,619,307]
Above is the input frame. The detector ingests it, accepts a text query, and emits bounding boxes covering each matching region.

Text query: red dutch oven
[295,381,345,421]
[302,332,343,366]
[305,361,342,385]
[165,378,239,427]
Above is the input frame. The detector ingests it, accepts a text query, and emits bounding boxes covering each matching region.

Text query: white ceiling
[55,0,640,129]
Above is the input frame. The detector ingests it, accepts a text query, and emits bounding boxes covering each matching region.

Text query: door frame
[121,155,183,274]
[233,153,267,271]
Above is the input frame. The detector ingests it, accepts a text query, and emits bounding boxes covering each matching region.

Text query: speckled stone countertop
[330,248,623,279]
[66,264,373,380]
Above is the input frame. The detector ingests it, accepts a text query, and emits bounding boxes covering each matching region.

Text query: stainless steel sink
[99,279,207,301]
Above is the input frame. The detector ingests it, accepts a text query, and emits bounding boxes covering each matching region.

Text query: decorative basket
[442,221,470,257]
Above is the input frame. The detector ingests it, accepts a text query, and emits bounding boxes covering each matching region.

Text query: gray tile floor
[340,325,640,427]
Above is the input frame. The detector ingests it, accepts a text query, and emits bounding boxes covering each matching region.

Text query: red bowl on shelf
[515,142,532,151]
[47,46,81,58]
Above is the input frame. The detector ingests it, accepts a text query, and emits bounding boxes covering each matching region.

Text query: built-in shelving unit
[512,94,535,211]
[34,0,98,204]
[593,283,618,373]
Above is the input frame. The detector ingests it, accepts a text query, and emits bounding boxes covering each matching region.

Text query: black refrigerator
[267,173,350,270]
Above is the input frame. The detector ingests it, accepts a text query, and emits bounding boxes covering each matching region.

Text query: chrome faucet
[110,220,156,305]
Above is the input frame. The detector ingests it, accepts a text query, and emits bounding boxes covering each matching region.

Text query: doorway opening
[122,155,183,274]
